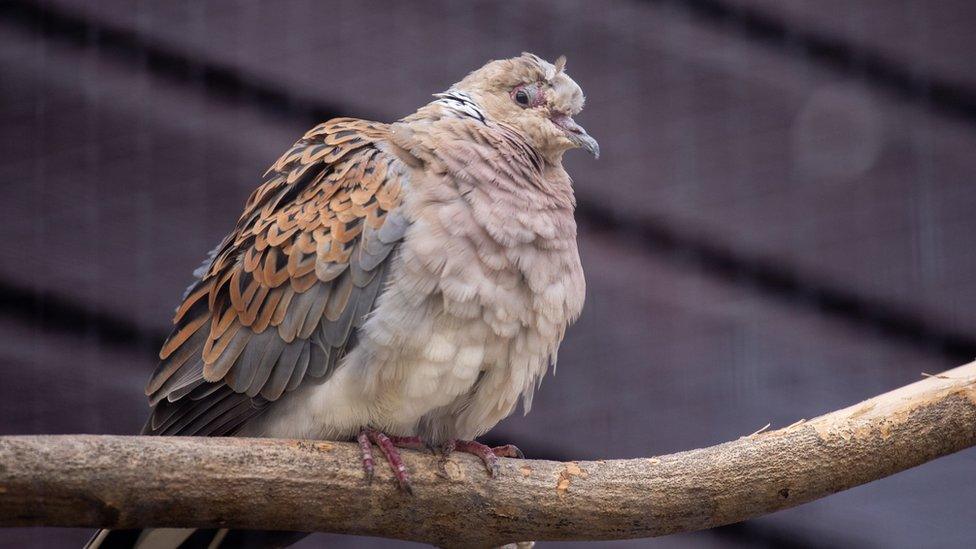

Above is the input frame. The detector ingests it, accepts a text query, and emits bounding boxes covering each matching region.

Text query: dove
[88,52,596,548]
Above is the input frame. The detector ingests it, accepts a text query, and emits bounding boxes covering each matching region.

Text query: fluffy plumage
[90,52,595,549]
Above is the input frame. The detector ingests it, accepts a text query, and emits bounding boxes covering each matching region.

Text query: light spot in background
[791,83,884,183]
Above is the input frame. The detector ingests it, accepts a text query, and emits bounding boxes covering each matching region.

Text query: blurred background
[2,0,975,547]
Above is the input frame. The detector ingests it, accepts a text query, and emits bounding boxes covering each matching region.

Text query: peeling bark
[1,361,975,547]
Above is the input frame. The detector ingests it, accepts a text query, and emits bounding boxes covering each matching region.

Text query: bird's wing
[142,118,409,436]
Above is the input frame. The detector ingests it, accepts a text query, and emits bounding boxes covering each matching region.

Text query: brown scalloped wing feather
[143,118,406,435]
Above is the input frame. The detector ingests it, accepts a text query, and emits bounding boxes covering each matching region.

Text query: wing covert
[143,118,408,435]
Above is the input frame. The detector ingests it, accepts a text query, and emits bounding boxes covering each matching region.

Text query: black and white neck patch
[432,90,488,125]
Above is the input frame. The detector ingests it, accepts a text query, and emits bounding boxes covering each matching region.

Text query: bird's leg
[445,439,525,477]
[388,435,430,452]
[356,430,375,482]
[358,428,413,494]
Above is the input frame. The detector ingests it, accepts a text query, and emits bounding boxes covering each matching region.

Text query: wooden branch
[2,361,976,548]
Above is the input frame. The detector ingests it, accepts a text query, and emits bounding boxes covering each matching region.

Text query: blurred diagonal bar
[2,361,975,544]
[578,212,976,361]
[0,0,347,125]
[1,0,974,366]
[0,280,165,354]
[652,0,976,124]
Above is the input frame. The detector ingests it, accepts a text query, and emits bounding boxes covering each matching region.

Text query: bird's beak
[552,113,600,159]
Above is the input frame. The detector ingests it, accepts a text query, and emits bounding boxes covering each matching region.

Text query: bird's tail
[85,528,193,549]
[85,528,308,548]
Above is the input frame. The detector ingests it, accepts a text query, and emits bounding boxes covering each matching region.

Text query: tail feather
[85,529,198,549]
[84,528,307,549]
[85,529,140,549]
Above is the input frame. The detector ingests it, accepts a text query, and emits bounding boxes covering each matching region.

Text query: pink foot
[357,430,375,482]
[447,439,525,477]
[357,428,414,493]
[388,435,430,452]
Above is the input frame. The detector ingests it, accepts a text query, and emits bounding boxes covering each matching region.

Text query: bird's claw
[358,428,413,493]
[491,443,525,459]
[359,432,524,487]
[448,439,524,477]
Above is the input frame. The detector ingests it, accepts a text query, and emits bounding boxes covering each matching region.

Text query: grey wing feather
[141,120,407,438]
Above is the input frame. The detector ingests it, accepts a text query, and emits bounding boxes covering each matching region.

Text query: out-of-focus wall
[1,1,975,547]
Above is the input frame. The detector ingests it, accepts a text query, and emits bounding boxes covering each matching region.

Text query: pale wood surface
[1,361,974,548]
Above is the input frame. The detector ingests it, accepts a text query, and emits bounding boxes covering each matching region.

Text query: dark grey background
[1,0,975,547]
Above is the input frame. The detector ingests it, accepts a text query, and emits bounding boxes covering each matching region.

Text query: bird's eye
[512,85,536,107]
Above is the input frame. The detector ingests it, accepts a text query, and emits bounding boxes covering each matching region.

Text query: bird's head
[448,52,599,161]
